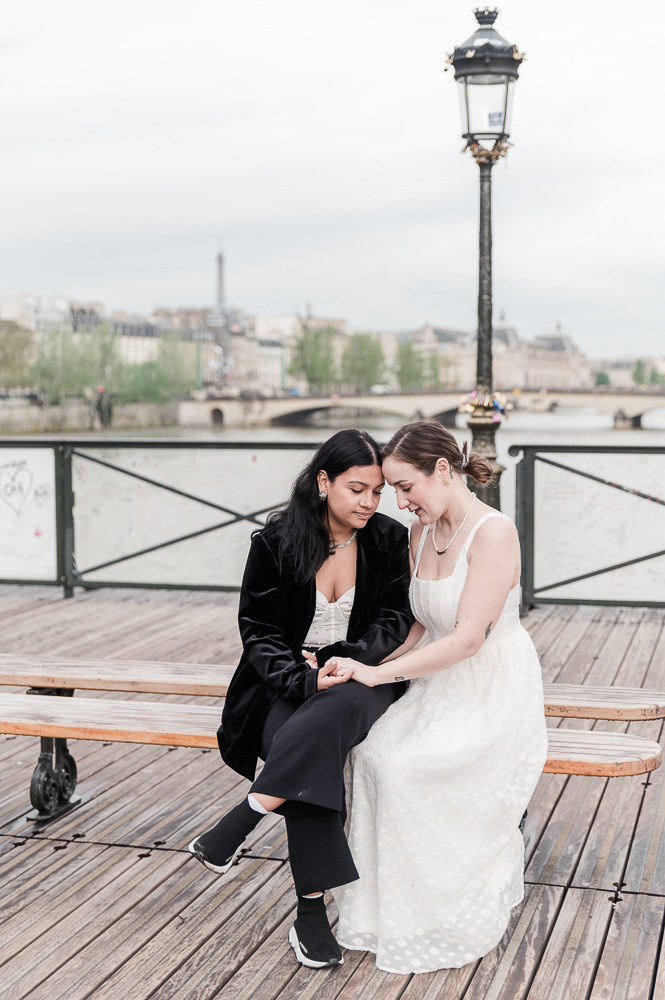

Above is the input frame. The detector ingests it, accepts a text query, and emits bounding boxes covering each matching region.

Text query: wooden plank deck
[0,585,663,1000]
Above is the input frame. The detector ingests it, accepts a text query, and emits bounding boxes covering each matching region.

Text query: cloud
[0,0,662,355]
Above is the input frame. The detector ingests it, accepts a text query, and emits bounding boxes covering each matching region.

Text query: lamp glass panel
[458,75,513,146]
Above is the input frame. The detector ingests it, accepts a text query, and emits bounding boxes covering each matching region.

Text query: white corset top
[303,587,355,648]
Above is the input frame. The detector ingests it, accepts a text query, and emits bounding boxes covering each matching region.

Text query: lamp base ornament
[464,412,505,511]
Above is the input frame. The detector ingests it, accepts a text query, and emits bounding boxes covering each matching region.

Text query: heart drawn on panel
[0,466,34,515]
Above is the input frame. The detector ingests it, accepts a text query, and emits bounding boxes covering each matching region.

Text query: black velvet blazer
[217,511,414,780]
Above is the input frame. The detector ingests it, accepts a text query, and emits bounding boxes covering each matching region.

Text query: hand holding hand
[302,649,318,669]
[316,657,354,691]
[325,656,380,688]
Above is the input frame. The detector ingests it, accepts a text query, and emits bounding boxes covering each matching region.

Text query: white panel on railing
[73,446,316,589]
[0,448,57,581]
[533,451,665,603]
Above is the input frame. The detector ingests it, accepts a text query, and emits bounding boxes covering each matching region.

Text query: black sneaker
[187,837,242,875]
[288,896,344,968]
[187,798,263,874]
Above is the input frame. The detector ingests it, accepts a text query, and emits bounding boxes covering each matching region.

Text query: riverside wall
[0,398,178,434]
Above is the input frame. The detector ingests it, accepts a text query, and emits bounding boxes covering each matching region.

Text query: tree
[289,323,336,393]
[341,334,384,393]
[395,341,424,391]
[0,321,33,388]
[31,326,196,416]
[116,336,195,404]
[595,371,610,386]
[424,352,441,390]
[632,359,646,385]
[32,324,121,405]
[649,366,665,386]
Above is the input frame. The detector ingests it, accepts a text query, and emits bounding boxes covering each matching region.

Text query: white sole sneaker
[187,837,241,875]
[288,925,344,968]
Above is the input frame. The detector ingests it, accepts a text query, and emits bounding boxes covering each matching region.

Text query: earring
[319,491,327,501]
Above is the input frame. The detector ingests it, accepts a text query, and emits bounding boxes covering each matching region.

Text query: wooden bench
[0,690,660,769]
[2,655,665,721]
[542,683,665,721]
[0,653,662,823]
[0,653,235,698]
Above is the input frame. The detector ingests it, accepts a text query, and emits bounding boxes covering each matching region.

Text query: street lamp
[449,7,524,508]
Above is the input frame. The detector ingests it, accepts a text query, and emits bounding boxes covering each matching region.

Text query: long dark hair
[269,428,381,585]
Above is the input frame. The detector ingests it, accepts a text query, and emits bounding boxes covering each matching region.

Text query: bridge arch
[269,401,411,427]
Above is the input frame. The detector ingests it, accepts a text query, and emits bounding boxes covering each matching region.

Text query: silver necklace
[332,529,357,550]
[431,495,477,556]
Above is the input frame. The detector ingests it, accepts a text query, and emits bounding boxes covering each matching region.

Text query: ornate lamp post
[450,7,523,508]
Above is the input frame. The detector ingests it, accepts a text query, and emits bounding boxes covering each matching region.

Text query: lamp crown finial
[473,7,499,26]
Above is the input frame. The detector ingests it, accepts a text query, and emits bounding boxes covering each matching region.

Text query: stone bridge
[178,388,665,429]
[178,392,464,429]
[516,389,665,427]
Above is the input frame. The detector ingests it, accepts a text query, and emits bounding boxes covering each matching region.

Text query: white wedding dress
[335,512,548,974]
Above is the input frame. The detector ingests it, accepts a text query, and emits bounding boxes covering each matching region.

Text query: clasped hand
[301,650,378,690]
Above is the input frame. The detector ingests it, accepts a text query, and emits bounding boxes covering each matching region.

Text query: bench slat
[0,694,660,778]
[543,683,665,721]
[2,656,665,723]
[544,729,661,776]
[0,693,220,749]
[0,653,234,697]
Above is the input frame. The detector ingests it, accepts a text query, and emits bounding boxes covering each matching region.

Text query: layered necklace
[431,495,477,556]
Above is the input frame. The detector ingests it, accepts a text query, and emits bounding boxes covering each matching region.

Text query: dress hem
[336,892,524,975]
[337,929,507,975]
[337,938,486,974]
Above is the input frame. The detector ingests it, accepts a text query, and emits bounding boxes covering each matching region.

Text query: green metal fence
[511,444,665,608]
[3,439,664,605]
[0,439,315,595]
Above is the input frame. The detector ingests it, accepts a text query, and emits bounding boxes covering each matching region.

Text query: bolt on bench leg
[26,688,81,822]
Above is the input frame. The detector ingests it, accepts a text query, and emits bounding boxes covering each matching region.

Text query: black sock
[294,895,342,963]
[197,798,264,865]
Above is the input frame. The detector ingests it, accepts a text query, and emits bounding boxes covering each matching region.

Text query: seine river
[65,405,665,519]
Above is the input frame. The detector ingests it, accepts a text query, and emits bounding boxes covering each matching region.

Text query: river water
[63,406,665,521]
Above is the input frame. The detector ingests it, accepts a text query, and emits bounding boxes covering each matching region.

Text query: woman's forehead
[339,464,384,487]
[382,456,416,482]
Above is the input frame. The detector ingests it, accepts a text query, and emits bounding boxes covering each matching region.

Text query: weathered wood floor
[0,585,664,1000]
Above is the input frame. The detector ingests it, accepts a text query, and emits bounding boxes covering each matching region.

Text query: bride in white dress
[327,421,548,974]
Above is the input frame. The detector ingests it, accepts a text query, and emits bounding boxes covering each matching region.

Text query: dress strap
[461,511,507,559]
[411,521,430,575]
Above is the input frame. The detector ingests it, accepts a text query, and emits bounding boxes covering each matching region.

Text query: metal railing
[512,444,665,608]
[0,439,315,595]
[3,439,664,606]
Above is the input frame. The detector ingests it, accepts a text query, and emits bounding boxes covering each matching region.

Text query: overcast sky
[1,0,662,356]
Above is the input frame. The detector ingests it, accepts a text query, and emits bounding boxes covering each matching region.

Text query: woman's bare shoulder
[470,512,518,551]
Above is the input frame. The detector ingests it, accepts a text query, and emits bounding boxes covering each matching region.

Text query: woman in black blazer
[188,429,413,968]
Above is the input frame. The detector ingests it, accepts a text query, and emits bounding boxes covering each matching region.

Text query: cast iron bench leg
[26,688,82,822]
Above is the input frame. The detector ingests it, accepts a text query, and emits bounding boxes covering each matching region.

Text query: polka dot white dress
[334,512,548,974]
